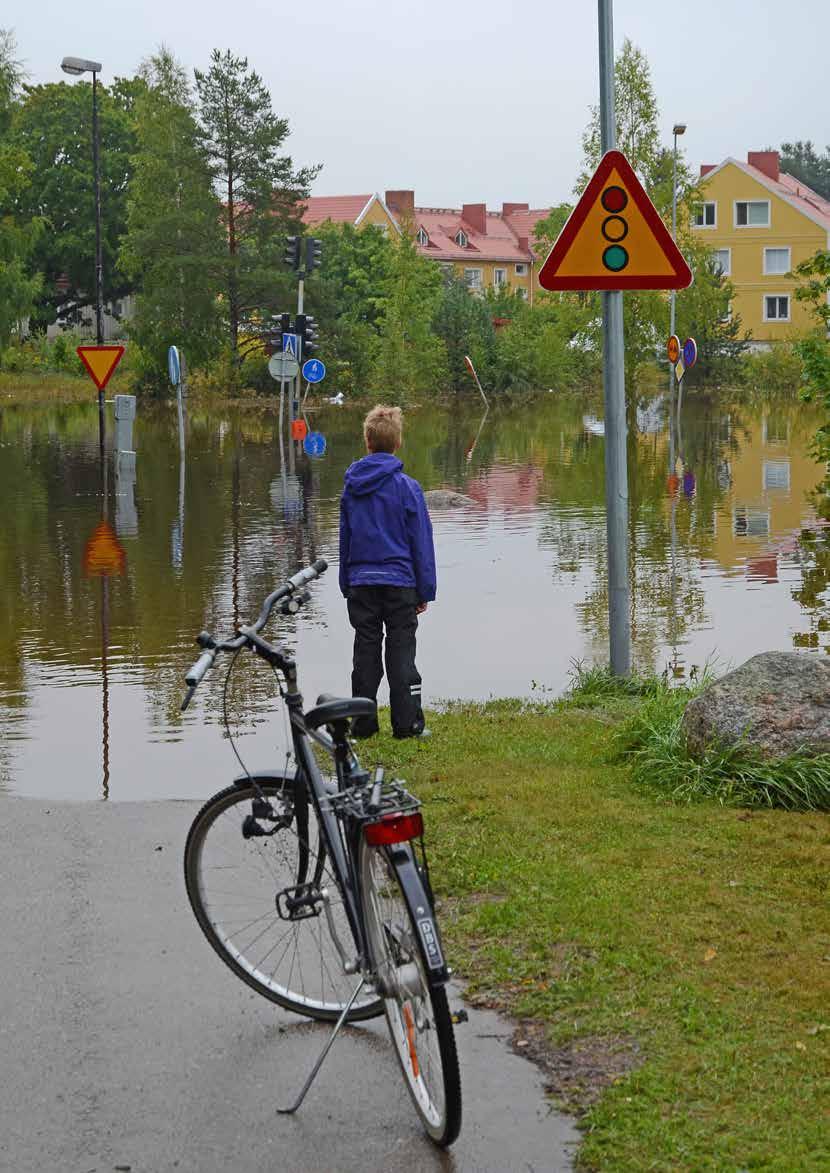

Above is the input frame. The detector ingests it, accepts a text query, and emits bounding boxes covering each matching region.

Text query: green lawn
[368,699,829,1171]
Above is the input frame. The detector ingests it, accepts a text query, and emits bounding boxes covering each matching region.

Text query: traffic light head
[295,313,319,357]
[284,236,300,270]
[305,237,322,272]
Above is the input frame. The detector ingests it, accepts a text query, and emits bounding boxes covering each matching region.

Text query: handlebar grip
[185,649,215,687]
[288,558,328,591]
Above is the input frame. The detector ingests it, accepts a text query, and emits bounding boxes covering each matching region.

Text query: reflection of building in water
[465,464,542,510]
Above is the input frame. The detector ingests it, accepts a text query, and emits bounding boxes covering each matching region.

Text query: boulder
[423,489,476,509]
[681,652,830,760]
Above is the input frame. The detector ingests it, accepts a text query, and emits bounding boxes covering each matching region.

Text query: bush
[739,342,803,394]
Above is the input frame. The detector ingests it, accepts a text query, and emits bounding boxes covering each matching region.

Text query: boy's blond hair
[364,404,403,453]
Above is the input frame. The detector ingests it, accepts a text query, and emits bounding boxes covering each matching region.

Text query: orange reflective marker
[291,419,308,441]
[77,345,125,391]
[83,520,126,577]
[667,335,680,364]
[538,150,693,291]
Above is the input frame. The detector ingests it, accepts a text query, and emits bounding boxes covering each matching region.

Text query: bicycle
[180,558,462,1147]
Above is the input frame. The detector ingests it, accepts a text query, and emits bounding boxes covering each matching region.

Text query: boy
[339,405,436,739]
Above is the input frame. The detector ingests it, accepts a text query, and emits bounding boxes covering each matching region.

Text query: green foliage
[778,140,830,200]
[563,660,662,705]
[739,343,804,395]
[433,276,497,392]
[119,49,223,393]
[794,249,830,460]
[674,233,749,381]
[491,292,600,391]
[531,202,572,253]
[194,49,317,362]
[0,330,88,373]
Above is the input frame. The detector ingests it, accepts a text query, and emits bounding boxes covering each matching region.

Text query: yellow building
[301,190,550,303]
[694,151,830,344]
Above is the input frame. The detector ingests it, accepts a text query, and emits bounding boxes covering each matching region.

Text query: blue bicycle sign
[302,359,326,384]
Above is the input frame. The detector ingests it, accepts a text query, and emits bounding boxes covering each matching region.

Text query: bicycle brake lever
[181,685,196,712]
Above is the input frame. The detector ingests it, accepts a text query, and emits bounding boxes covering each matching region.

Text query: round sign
[268,352,299,382]
[303,431,326,458]
[290,418,308,441]
[302,358,326,383]
[667,335,680,365]
[683,337,698,369]
[168,345,181,386]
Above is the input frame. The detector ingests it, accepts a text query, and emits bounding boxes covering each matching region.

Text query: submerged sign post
[539,0,692,676]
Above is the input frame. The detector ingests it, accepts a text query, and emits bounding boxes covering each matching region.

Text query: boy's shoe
[393,726,431,740]
[351,718,379,740]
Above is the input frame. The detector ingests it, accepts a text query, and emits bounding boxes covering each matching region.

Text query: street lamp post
[61,56,105,449]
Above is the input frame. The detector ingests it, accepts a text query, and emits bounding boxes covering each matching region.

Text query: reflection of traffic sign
[83,520,126,577]
[683,337,698,369]
[302,358,326,383]
[538,150,693,291]
[291,419,308,441]
[667,335,680,364]
[303,431,326,457]
[168,345,181,386]
[268,352,299,382]
[77,345,125,391]
[282,333,299,359]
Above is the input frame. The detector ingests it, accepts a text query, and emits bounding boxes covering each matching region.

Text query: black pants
[347,586,424,737]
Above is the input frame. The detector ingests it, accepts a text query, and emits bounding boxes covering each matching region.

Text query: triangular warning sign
[538,151,692,291]
[77,345,125,391]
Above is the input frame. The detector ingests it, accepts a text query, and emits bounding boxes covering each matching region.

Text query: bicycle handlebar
[181,558,328,709]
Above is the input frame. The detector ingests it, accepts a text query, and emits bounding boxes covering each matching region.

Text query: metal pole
[92,71,105,456]
[670,131,678,339]
[598,0,631,676]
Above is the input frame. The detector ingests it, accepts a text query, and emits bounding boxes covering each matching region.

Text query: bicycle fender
[232,767,297,788]
[387,844,450,987]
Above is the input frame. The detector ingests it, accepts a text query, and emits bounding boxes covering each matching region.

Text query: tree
[194,50,317,365]
[371,218,448,399]
[778,141,830,201]
[433,276,497,392]
[674,234,749,381]
[794,249,830,461]
[119,49,223,390]
[532,203,573,254]
[10,75,141,330]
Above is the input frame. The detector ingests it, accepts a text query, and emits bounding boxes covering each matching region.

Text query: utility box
[114,394,136,455]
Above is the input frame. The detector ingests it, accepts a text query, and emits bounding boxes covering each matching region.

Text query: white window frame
[694,201,717,228]
[493,268,507,287]
[518,288,528,301]
[763,293,790,322]
[455,230,468,248]
[711,247,731,277]
[763,246,791,276]
[734,200,770,228]
[515,263,527,275]
[464,268,483,290]
[763,459,791,491]
[416,226,429,246]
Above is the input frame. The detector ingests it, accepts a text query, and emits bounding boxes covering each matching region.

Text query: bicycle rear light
[364,811,423,846]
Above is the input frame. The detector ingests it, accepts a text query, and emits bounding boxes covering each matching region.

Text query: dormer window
[416,226,429,246]
[455,230,468,248]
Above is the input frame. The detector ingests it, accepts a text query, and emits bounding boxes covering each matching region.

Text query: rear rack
[323,780,421,825]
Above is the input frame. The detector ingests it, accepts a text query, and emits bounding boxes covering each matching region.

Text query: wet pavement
[0,795,579,1172]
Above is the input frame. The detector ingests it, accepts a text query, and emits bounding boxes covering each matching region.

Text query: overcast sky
[10,0,830,209]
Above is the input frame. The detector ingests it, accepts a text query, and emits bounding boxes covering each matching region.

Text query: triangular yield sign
[538,150,692,291]
[77,345,125,391]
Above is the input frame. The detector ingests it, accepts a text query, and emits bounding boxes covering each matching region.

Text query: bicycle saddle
[305,695,377,731]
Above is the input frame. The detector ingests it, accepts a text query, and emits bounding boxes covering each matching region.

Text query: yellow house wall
[358,199,398,232]
[694,163,827,341]
[444,258,533,298]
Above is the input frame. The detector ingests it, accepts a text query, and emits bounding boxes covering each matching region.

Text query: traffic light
[284,236,300,270]
[295,313,319,358]
[305,237,322,272]
[599,184,629,274]
[265,311,293,355]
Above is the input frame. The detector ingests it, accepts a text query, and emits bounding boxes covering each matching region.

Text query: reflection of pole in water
[465,405,490,465]
[232,450,241,627]
[172,454,185,572]
[101,575,110,799]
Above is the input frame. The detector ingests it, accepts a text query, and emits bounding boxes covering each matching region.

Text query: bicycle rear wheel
[359,839,461,1146]
[185,781,382,1022]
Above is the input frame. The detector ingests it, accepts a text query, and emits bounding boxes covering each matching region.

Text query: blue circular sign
[168,345,181,386]
[303,431,326,458]
[302,358,326,384]
[682,337,698,369]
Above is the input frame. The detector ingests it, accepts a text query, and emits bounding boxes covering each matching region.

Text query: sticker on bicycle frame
[418,917,445,970]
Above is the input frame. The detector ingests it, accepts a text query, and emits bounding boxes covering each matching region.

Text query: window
[763,295,790,321]
[455,230,468,248]
[711,248,731,276]
[734,506,770,537]
[518,288,528,301]
[735,200,770,227]
[464,268,482,290]
[763,460,791,490]
[694,202,716,227]
[515,263,527,276]
[416,226,429,246]
[763,247,791,275]
[493,268,507,287]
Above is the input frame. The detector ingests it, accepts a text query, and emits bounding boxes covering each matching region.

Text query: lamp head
[672,123,687,137]
[61,56,102,76]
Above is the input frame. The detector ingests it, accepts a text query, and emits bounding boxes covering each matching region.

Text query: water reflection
[0,390,825,800]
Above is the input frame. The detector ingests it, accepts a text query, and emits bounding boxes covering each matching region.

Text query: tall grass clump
[562,660,662,708]
[618,676,830,812]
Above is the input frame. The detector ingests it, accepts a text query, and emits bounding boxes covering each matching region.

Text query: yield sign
[538,150,692,291]
[77,345,125,390]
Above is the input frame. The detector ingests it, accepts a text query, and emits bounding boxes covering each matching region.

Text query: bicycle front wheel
[185,781,382,1022]
[359,839,461,1146]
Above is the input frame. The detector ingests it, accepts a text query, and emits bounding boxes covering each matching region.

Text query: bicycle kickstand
[277,978,366,1115]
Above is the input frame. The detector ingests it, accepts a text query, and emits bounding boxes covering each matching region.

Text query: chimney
[747,151,780,182]
[461,203,487,235]
[517,236,529,253]
[385,190,415,221]
[700,164,715,177]
[502,202,529,218]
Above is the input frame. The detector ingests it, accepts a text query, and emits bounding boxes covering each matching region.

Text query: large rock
[424,489,476,509]
[682,652,830,760]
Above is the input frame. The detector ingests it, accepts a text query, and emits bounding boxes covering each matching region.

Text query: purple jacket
[339,452,436,602]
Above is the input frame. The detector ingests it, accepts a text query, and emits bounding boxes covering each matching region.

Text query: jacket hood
[344,452,403,497]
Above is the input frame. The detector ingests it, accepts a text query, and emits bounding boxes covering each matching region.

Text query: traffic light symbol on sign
[600,185,629,273]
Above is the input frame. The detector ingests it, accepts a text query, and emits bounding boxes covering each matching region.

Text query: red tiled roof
[414,207,543,263]
[503,208,552,251]
[776,172,830,229]
[301,195,374,226]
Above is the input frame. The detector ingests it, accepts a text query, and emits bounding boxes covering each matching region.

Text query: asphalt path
[0,796,578,1172]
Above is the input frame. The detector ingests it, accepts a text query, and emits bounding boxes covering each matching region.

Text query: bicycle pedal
[451,1008,469,1025]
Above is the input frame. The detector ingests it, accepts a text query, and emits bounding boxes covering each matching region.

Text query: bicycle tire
[185,781,382,1022]
[359,839,462,1146]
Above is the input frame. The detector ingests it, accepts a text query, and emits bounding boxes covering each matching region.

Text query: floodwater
[1,390,827,800]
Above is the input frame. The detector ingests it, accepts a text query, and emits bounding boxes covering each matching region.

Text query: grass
[365,697,830,1171]
[0,371,95,403]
